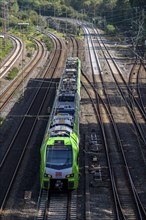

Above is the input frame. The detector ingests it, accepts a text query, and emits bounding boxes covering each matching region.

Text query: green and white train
[40,57,81,190]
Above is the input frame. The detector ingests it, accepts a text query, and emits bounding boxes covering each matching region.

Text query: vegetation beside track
[0,38,13,62]
[0,0,145,59]
[6,67,19,80]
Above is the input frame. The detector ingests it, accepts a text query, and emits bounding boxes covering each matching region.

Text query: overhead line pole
[1,1,7,47]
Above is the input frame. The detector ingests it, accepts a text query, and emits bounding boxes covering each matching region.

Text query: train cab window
[46,145,73,169]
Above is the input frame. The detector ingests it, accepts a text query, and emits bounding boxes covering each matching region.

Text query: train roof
[47,57,80,139]
[50,114,73,128]
[49,125,73,137]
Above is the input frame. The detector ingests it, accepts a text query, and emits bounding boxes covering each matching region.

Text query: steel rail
[0,39,45,113]
[87,25,146,218]
[0,35,22,79]
[129,60,146,116]
[83,26,122,219]
[93,27,146,145]
[94,28,146,120]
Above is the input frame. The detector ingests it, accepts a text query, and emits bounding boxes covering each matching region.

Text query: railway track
[84,60,145,219]
[0,32,66,216]
[88,26,146,145]
[35,190,77,220]
[93,26,146,148]
[0,35,23,79]
[129,59,146,116]
[0,38,47,114]
[94,27,146,122]
[80,24,146,219]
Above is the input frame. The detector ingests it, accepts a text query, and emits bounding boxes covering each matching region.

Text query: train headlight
[66,174,74,178]
[44,173,52,178]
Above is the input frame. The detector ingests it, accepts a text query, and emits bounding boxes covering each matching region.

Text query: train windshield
[46,145,73,169]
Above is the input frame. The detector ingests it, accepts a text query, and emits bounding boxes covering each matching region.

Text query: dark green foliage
[27,52,32,58]
[106,24,116,35]
[0,38,13,61]
[6,67,19,80]
[26,41,36,50]
[42,35,53,51]
[6,0,146,45]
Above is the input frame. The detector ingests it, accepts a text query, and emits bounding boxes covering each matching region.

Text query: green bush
[0,38,13,61]
[26,41,36,50]
[42,36,53,51]
[27,52,32,58]
[6,67,19,80]
[106,24,116,35]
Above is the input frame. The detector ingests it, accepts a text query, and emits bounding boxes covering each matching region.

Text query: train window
[46,145,73,169]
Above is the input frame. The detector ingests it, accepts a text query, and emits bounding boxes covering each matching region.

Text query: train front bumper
[42,177,77,190]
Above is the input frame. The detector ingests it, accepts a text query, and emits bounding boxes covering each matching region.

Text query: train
[40,57,81,190]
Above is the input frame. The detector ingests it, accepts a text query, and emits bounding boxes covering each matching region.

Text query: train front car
[40,57,80,190]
